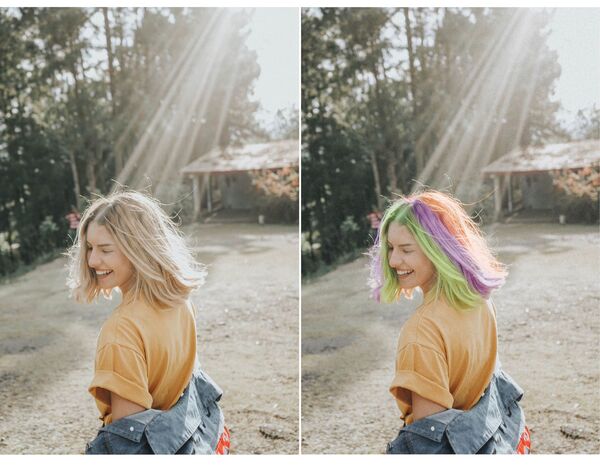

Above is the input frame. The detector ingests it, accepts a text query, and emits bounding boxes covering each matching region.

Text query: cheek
[423,258,436,278]
[118,255,134,277]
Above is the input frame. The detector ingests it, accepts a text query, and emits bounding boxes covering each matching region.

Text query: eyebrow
[387,242,414,247]
[86,243,114,247]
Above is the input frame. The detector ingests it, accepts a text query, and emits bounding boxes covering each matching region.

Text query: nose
[87,248,101,269]
[388,248,404,269]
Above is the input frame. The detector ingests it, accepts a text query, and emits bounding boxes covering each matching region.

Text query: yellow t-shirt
[89,298,197,425]
[389,294,497,425]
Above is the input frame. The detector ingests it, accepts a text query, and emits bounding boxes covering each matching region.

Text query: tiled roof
[181,139,299,175]
[482,140,600,175]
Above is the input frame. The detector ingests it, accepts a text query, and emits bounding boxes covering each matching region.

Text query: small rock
[560,425,589,440]
[259,424,286,440]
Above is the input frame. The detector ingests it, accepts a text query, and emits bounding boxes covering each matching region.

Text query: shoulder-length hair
[369,190,507,311]
[66,190,206,309]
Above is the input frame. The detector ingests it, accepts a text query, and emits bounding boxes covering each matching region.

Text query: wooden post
[192,175,201,221]
[507,174,513,213]
[493,175,502,222]
[206,173,212,213]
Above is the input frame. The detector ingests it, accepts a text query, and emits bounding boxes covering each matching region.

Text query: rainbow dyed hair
[369,191,507,311]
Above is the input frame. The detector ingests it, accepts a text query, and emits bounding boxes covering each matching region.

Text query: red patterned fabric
[215,426,231,455]
[516,425,531,454]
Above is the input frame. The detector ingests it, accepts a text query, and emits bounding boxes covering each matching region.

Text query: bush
[554,192,599,224]
[340,215,361,250]
[552,167,600,224]
[257,195,299,224]
[39,216,60,250]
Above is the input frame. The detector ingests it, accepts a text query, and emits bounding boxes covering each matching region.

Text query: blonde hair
[66,190,206,309]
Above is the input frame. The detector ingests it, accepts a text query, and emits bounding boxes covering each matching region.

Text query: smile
[397,270,414,277]
[95,270,113,278]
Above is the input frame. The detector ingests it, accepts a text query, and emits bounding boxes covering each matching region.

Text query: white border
[297,2,303,455]
[2,1,600,8]
[6,454,600,464]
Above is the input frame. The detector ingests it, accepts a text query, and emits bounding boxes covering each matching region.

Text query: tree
[573,105,600,140]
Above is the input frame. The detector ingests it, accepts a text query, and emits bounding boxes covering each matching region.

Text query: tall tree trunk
[86,157,97,195]
[404,7,424,174]
[387,157,399,195]
[70,40,98,195]
[370,41,399,195]
[68,150,82,209]
[7,227,15,263]
[370,152,383,209]
[404,8,418,110]
[102,7,123,175]
[103,8,117,110]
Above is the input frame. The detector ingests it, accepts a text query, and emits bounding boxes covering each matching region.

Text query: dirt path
[0,223,298,454]
[301,222,600,454]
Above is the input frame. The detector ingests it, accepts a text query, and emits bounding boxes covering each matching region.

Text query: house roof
[481,139,600,175]
[181,139,299,175]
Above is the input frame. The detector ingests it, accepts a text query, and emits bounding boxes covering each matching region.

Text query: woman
[370,190,530,454]
[67,190,230,454]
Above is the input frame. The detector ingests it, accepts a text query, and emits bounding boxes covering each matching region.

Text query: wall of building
[519,173,555,209]
[217,172,259,209]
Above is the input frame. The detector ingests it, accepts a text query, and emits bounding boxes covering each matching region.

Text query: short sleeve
[389,342,454,417]
[89,343,153,411]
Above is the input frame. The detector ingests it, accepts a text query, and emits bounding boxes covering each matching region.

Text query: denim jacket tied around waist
[386,366,527,454]
[85,366,225,455]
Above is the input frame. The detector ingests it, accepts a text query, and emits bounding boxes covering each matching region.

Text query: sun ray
[113,10,229,191]
[113,9,224,159]
[413,10,525,192]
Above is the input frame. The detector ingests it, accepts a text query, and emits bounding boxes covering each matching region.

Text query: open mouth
[397,270,414,278]
[95,270,113,279]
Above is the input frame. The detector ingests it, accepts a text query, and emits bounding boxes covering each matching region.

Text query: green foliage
[38,215,62,250]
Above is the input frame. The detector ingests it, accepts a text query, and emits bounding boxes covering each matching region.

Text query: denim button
[130,426,134,432]
[430,426,435,431]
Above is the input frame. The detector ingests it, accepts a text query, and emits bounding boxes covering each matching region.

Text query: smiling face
[86,222,135,295]
[386,223,436,294]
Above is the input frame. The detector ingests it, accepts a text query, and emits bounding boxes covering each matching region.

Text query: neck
[420,275,437,295]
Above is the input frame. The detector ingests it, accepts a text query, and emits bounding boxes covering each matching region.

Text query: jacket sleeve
[390,342,454,419]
